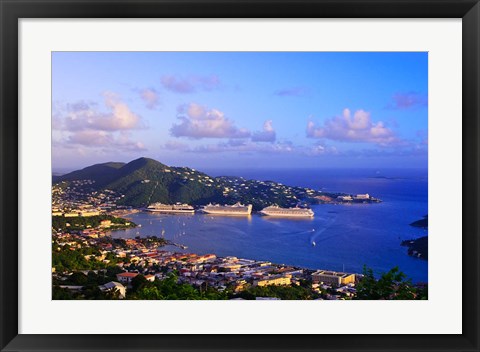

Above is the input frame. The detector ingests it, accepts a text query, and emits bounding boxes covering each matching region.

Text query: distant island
[401,216,428,260]
[52,157,381,211]
[409,215,428,228]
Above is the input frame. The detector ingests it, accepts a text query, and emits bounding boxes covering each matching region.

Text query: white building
[100,281,126,299]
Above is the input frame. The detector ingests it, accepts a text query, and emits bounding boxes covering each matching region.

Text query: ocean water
[112,168,428,283]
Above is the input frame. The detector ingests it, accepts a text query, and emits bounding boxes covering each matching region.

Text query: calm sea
[112,168,428,283]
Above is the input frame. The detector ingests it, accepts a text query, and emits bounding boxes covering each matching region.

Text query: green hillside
[57,162,126,187]
[54,157,326,209]
[56,157,224,207]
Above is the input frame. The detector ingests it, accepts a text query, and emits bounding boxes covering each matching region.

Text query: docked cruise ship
[259,205,314,218]
[201,202,253,216]
[145,202,195,213]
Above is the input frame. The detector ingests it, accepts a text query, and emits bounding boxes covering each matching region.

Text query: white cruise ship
[259,205,314,218]
[201,202,252,216]
[145,202,194,213]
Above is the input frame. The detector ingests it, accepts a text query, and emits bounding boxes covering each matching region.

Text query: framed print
[1,0,479,351]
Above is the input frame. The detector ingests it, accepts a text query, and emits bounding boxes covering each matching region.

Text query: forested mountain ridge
[54,157,325,209]
[54,157,223,207]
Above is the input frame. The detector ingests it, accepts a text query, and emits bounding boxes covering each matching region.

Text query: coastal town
[52,176,381,218]
[52,180,359,300]
[53,231,359,300]
[52,177,425,300]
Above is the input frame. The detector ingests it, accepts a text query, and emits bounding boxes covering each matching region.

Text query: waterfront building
[254,275,292,287]
[100,220,112,228]
[311,270,356,286]
[79,210,101,217]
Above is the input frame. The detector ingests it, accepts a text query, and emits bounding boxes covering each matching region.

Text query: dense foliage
[52,239,125,272]
[52,215,136,232]
[233,282,320,300]
[355,266,427,300]
[56,162,125,187]
[52,284,121,300]
[128,273,229,300]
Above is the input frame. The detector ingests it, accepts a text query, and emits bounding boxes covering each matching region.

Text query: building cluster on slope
[215,176,321,208]
[51,179,367,300]
[52,180,128,217]
[52,230,359,300]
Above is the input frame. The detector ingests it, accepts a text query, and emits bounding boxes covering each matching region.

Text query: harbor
[113,199,428,283]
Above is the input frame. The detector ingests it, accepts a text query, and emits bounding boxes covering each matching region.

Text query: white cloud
[307,108,399,146]
[57,92,143,132]
[52,92,146,153]
[170,103,251,139]
[191,140,294,154]
[252,120,276,142]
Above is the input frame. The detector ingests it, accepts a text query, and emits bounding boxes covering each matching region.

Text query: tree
[355,266,418,300]
[70,272,88,285]
[137,286,163,300]
[131,274,147,293]
[52,286,75,299]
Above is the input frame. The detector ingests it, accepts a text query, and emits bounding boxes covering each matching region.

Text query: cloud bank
[251,120,276,142]
[170,103,251,139]
[306,108,399,146]
[54,92,143,132]
[53,92,146,153]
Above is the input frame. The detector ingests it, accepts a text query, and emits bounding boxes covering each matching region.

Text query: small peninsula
[409,215,428,229]
[401,215,428,260]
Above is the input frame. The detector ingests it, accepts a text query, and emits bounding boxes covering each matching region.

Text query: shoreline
[52,231,428,300]
[106,207,428,283]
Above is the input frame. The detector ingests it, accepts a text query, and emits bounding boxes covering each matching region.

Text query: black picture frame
[1,1,479,351]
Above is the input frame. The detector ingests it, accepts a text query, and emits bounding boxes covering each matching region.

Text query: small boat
[312,241,316,247]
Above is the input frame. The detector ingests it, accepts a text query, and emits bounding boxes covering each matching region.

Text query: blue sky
[52,52,428,172]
